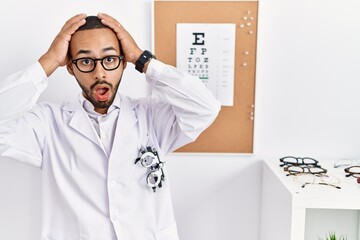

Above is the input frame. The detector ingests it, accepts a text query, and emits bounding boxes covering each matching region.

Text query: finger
[99,19,129,40]
[97,12,117,23]
[63,18,86,36]
[61,13,87,31]
[97,13,141,63]
[97,13,125,33]
[55,19,86,47]
[62,13,87,30]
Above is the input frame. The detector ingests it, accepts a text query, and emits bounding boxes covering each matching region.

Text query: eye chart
[176,23,236,106]
[154,0,258,153]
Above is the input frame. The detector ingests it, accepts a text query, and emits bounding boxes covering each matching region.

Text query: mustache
[90,80,113,91]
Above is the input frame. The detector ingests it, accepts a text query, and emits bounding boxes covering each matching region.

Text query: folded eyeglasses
[279,156,341,189]
[279,156,319,167]
[344,166,360,178]
[293,173,341,189]
[284,164,327,176]
[135,146,165,192]
[280,156,325,176]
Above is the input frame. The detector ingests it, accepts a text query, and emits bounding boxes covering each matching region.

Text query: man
[0,13,220,240]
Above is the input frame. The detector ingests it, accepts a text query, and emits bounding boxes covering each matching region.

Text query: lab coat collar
[79,93,122,115]
[62,100,103,152]
[63,93,122,112]
[61,93,140,157]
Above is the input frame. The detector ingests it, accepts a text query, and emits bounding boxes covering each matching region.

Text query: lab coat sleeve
[0,62,48,167]
[145,59,221,154]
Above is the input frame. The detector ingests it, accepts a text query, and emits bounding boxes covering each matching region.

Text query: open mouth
[94,85,110,101]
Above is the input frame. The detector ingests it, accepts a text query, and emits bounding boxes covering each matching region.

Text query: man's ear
[123,61,127,69]
[67,62,74,76]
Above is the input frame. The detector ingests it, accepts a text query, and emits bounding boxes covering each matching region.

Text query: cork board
[153,0,258,153]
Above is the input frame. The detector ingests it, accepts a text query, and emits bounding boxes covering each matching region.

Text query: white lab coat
[0,59,220,240]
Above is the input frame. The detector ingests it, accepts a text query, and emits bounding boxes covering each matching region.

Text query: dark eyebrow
[75,47,118,57]
[102,47,118,52]
[75,49,92,56]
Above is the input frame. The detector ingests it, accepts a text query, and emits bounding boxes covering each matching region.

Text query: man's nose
[93,60,106,79]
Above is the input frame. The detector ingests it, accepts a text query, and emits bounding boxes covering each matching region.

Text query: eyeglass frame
[71,55,124,73]
[279,156,320,167]
[344,166,360,178]
[283,164,327,176]
[292,173,341,189]
[333,159,360,168]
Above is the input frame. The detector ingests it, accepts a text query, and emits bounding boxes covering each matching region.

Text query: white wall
[2,0,359,239]
[255,0,360,238]
[167,154,262,240]
[254,0,360,159]
[0,1,262,240]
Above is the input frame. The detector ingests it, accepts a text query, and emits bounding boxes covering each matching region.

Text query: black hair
[68,16,122,58]
[77,16,109,31]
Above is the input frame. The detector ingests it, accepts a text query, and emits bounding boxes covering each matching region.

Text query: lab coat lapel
[63,102,104,152]
[113,98,139,145]
[108,97,139,183]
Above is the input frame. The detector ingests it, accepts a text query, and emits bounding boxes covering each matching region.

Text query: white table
[260,158,360,240]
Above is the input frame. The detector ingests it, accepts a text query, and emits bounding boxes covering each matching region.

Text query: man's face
[67,28,125,114]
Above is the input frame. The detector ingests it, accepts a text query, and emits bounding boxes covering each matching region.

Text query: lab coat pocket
[112,134,141,184]
[155,223,180,240]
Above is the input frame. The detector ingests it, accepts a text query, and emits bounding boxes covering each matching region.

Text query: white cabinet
[260,159,360,240]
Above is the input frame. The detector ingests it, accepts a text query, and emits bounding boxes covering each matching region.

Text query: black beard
[75,77,122,110]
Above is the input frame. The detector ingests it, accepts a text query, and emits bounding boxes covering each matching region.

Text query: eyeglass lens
[73,55,122,72]
[140,152,157,168]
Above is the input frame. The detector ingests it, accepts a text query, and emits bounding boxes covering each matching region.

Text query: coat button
[111,215,118,222]
[110,180,117,187]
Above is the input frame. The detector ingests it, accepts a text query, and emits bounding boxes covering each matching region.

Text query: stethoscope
[134,146,165,192]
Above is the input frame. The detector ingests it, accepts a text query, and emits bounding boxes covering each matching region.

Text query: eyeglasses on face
[72,55,124,73]
[344,166,360,178]
[279,156,319,167]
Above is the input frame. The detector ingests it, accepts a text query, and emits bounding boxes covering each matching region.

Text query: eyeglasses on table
[283,164,327,176]
[279,156,320,167]
[344,166,360,178]
[292,173,341,189]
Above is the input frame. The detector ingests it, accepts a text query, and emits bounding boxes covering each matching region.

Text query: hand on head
[39,13,143,77]
[97,13,143,65]
[39,13,87,76]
